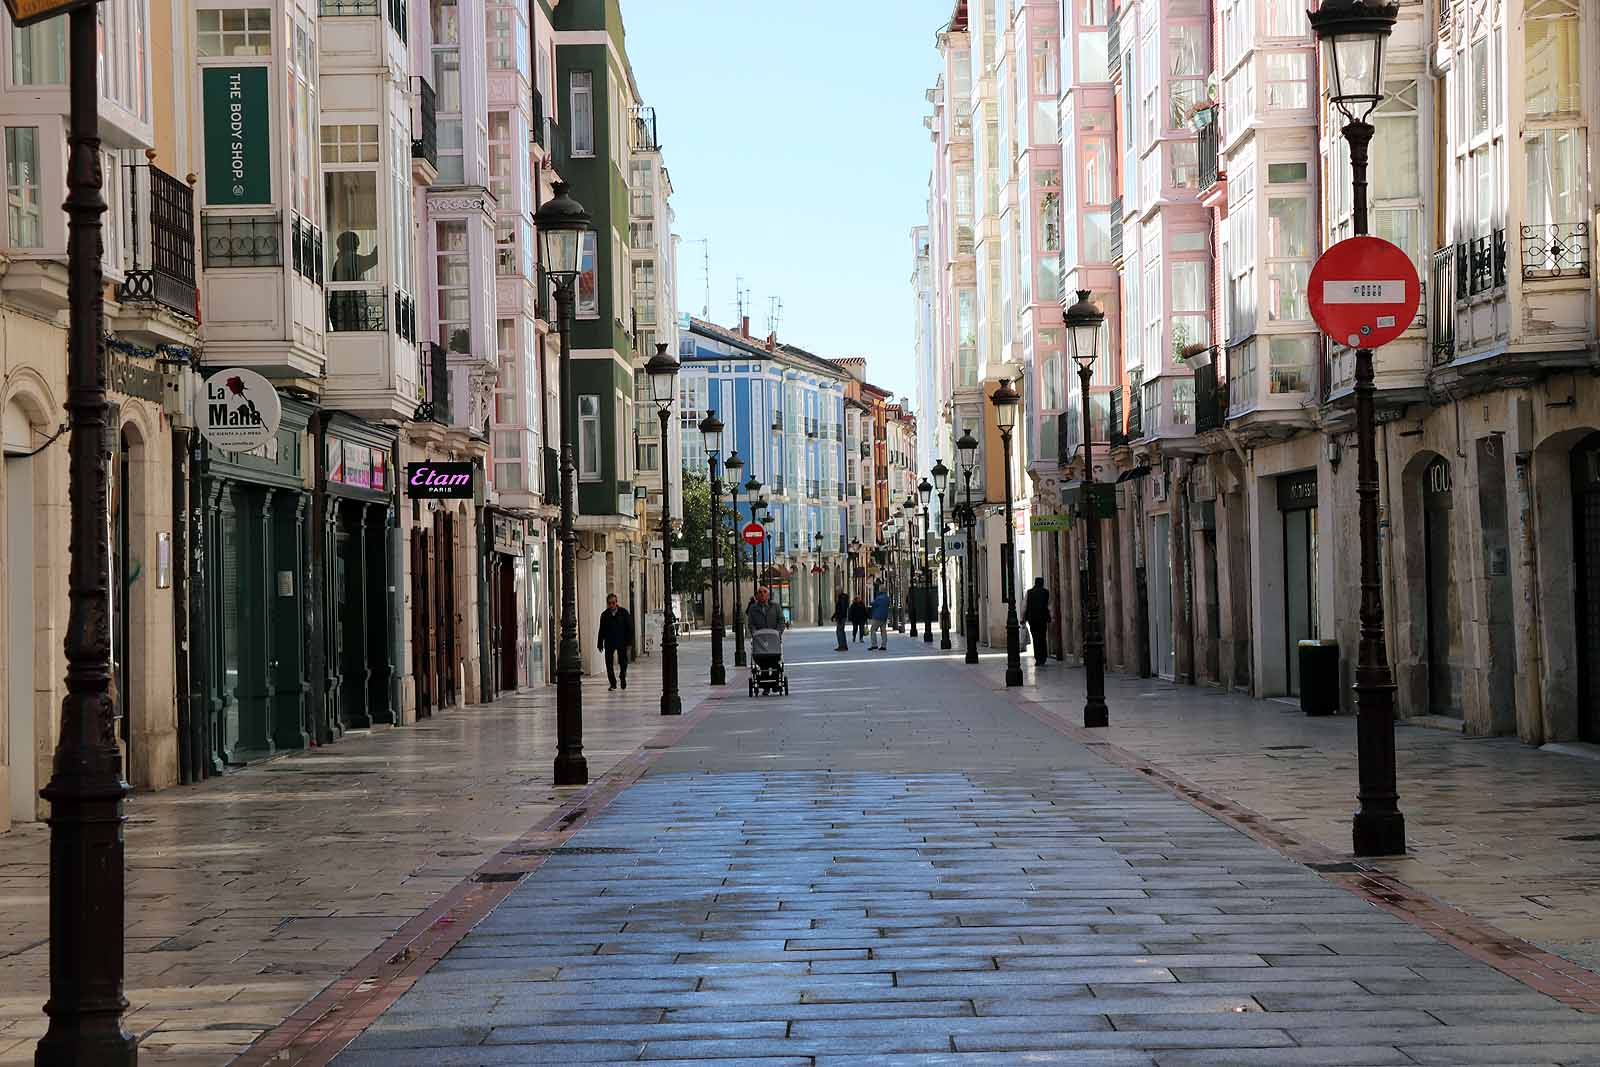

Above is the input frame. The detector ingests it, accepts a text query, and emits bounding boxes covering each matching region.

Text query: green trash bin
[1299,638,1339,716]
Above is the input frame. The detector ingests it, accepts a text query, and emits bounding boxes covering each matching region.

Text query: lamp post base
[1352,809,1406,857]
[1083,698,1108,729]
[554,753,588,786]
[1004,613,1024,687]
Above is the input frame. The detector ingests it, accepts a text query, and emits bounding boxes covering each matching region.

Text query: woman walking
[848,594,868,643]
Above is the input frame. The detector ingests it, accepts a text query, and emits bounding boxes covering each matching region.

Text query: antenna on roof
[735,276,750,323]
[682,238,711,318]
[766,296,783,337]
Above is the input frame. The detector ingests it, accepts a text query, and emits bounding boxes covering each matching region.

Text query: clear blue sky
[620,0,945,403]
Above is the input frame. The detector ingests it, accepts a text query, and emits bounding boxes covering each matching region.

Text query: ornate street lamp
[16,0,139,1059]
[931,459,952,650]
[992,379,1024,687]
[724,454,746,667]
[1309,0,1406,858]
[647,345,682,716]
[699,410,725,686]
[917,477,934,644]
[759,508,775,599]
[956,428,980,664]
[901,494,919,638]
[813,530,825,628]
[1066,290,1110,728]
[535,181,595,784]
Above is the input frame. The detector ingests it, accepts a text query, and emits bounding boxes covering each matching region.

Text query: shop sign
[1277,469,1319,512]
[199,367,281,452]
[202,67,272,205]
[1031,513,1073,532]
[3,0,95,30]
[406,461,475,498]
[326,437,388,491]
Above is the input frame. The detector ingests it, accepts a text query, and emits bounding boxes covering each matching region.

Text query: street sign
[3,0,97,30]
[741,521,765,546]
[947,537,966,554]
[1031,513,1073,532]
[199,367,281,452]
[672,548,689,563]
[1308,236,1421,350]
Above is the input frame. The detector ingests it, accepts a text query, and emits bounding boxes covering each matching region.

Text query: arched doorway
[1572,433,1600,741]
[1422,456,1457,716]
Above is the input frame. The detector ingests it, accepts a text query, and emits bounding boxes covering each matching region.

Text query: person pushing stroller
[747,587,789,695]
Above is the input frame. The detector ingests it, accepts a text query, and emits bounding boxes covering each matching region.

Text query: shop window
[4,127,42,248]
[198,7,271,56]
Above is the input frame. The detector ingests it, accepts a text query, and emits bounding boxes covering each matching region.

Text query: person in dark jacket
[596,592,633,690]
[832,590,850,651]
[1022,577,1050,666]
[848,595,869,643]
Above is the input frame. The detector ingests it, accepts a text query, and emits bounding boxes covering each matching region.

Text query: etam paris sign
[405,461,475,499]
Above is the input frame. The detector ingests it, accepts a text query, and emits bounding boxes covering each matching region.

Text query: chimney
[765,331,776,348]
[739,315,749,338]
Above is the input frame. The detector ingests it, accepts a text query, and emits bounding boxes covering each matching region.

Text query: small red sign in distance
[741,522,765,546]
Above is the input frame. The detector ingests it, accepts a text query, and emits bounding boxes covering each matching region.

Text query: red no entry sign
[1308,236,1420,350]
[741,521,765,546]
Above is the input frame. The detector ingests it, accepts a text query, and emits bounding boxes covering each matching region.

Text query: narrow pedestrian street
[307,628,1600,1067]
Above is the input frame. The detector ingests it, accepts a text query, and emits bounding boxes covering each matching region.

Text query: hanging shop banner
[202,66,272,205]
[406,461,475,498]
[199,367,282,452]
[1030,513,1073,532]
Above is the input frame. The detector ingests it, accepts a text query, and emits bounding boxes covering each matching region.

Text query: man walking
[848,594,868,643]
[832,590,850,651]
[596,592,633,690]
[868,583,890,651]
[1023,576,1050,667]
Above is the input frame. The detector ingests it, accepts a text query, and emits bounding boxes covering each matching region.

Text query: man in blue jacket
[868,583,891,651]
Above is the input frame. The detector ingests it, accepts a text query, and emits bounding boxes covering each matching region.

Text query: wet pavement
[0,653,707,1067]
[330,628,1600,1066]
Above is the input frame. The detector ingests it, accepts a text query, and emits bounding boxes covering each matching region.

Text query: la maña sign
[406,462,475,499]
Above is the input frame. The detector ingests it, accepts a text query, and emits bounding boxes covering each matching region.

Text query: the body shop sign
[199,368,281,452]
[203,66,271,205]
[406,462,475,499]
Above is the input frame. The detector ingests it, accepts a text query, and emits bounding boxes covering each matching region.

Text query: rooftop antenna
[681,237,711,318]
[735,275,750,324]
[766,296,783,337]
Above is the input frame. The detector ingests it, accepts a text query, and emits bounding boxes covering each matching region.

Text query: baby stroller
[748,628,789,696]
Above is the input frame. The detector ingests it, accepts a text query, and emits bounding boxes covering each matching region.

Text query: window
[1267,162,1307,184]
[1169,142,1198,188]
[488,111,512,202]
[4,127,42,248]
[436,219,471,353]
[321,123,379,164]
[1264,0,1304,37]
[323,172,379,282]
[1527,0,1579,115]
[495,219,516,275]
[11,17,65,84]
[630,220,655,250]
[632,260,656,325]
[1268,336,1314,394]
[1141,31,1158,143]
[1372,81,1421,262]
[576,229,598,318]
[1170,259,1208,363]
[1265,52,1309,110]
[629,160,653,216]
[1041,353,1062,410]
[1078,31,1107,83]
[1525,128,1584,229]
[1167,24,1205,128]
[1470,38,1490,137]
[570,71,594,157]
[1227,165,1256,339]
[957,289,977,387]
[1265,196,1311,321]
[488,7,513,70]
[433,43,463,183]
[1083,138,1112,202]
[578,395,601,479]
[197,8,271,56]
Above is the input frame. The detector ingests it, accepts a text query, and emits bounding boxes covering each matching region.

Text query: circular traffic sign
[1308,236,1420,351]
[741,521,765,546]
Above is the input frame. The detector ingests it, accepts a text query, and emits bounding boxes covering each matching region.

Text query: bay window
[1265,52,1309,110]
[1526,0,1579,116]
[4,127,42,248]
[1226,162,1256,339]
[1264,0,1304,38]
[436,219,471,353]
[322,126,380,284]
[957,289,977,387]
[197,8,271,58]
[1265,194,1312,321]
[1373,81,1422,264]
[488,111,512,203]
[1268,336,1315,394]
[1170,259,1208,362]
[1167,24,1205,129]
[575,230,599,319]
[11,17,65,84]
[578,395,601,480]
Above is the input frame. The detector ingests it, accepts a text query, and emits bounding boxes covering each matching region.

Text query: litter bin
[1298,638,1339,716]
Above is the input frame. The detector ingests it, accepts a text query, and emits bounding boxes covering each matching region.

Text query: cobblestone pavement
[0,650,709,1067]
[1002,655,1600,973]
[332,628,1600,1066]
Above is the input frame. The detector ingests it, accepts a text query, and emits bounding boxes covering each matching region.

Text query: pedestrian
[868,583,890,650]
[832,590,850,651]
[908,588,920,635]
[747,586,786,673]
[1023,576,1050,667]
[848,594,868,643]
[596,591,633,690]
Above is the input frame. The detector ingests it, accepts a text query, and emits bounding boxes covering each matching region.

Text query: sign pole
[33,5,138,1064]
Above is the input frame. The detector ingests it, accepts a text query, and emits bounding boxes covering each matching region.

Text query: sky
[619,0,945,404]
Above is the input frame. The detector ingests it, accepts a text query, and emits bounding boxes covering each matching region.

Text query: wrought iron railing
[117,164,196,317]
[1125,372,1143,438]
[1438,0,1451,33]
[1198,120,1221,191]
[202,213,282,268]
[327,288,387,332]
[630,106,659,152]
[289,213,323,285]
[1195,360,1225,432]
[415,342,451,423]
[1108,196,1123,262]
[411,77,437,168]
[1106,14,1121,74]
[1459,229,1507,297]
[1430,247,1456,364]
[1521,222,1590,280]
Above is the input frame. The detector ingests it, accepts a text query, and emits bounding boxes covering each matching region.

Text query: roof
[682,317,854,384]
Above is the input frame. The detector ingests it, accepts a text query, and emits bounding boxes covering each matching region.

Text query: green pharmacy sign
[203,66,271,205]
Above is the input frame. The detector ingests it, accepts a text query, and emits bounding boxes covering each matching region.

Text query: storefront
[486,510,529,695]
[1277,469,1319,696]
[200,397,314,768]
[314,416,400,737]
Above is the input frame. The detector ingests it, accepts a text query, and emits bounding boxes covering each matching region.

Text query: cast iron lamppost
[14,0,138,1060]
[932,459,953,650]
[917,478,934,643]
[1310,0,1406,857]
[1066,290,1110,728]
[901,495,919,637]
[647,345,682,716]
[813,530,824,627]
[760,509,775,598]
[956,428,980,664]
[699,411,725,686]
[535,181,594,785]
[992,379,1024,687]
[725,455,746,666]
[752,492,767,601]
